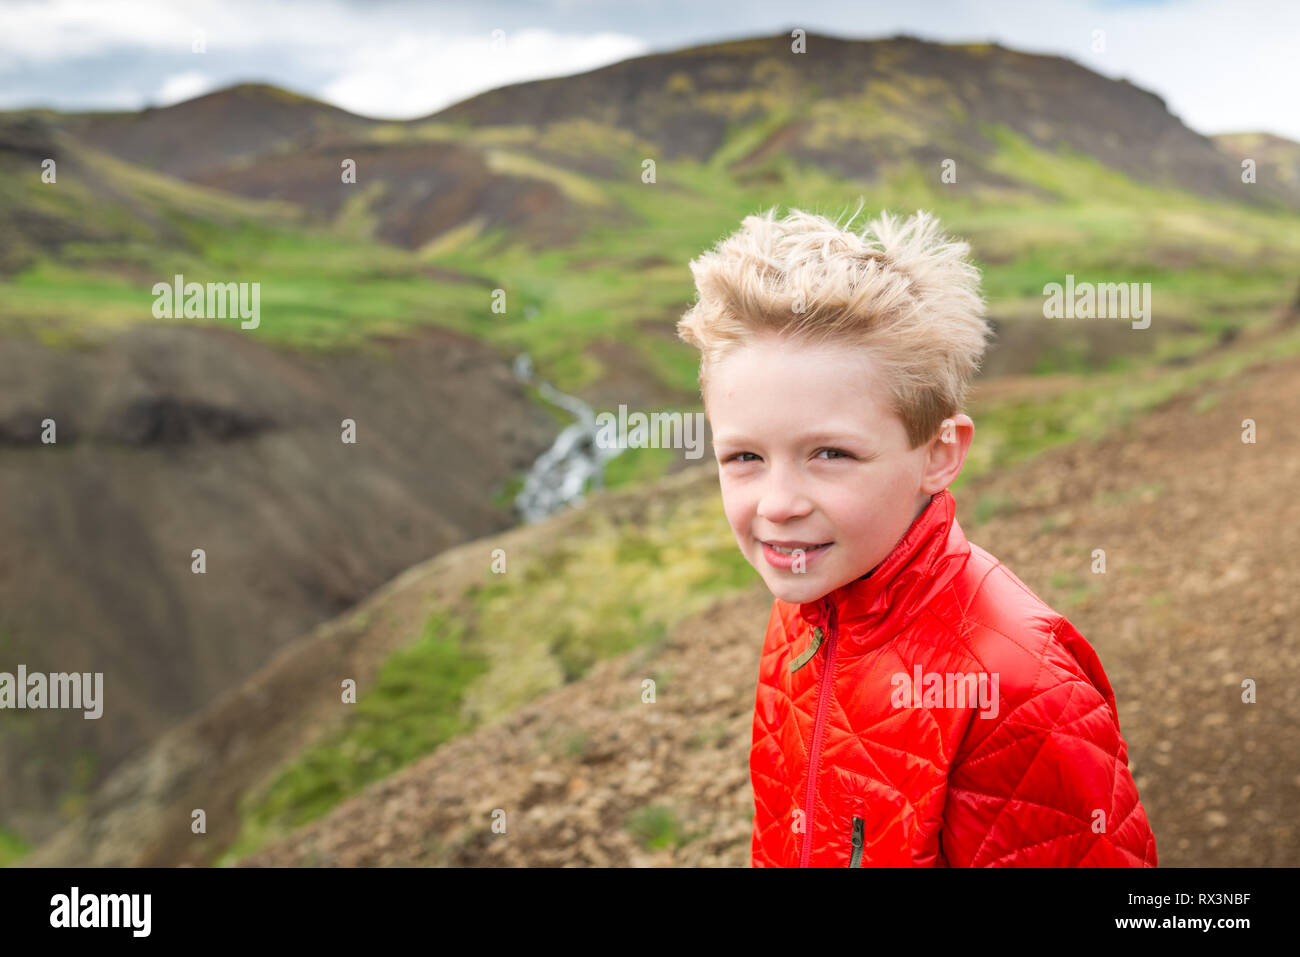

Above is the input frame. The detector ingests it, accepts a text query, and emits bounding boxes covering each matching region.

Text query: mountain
[1212,131,1300,194]
[423,32,1298,210]
[31,36,1300,266]
[59,83,380,181]
[45,82,635,254]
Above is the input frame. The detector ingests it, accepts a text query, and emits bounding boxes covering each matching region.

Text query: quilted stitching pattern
[749,489,1157,867]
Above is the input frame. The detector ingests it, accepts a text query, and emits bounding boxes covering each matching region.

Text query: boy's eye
[723,449,854,463]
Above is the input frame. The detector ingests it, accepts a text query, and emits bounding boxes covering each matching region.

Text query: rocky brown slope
[0,320,554,844]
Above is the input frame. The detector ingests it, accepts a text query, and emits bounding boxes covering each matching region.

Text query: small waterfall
[512,354,624,523]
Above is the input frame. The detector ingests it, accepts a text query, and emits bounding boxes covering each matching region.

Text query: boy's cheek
[717,490,748,536]
[728,522,755,557]
[734,523,760,560]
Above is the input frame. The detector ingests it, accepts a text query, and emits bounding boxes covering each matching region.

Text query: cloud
[320,28,648,119]
[0,0,257,61]
[0,0,646,119]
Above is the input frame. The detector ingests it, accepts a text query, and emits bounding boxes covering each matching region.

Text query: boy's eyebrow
[713,430,871,447]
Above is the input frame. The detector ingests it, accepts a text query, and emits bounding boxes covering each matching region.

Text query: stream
[511,353,624,523]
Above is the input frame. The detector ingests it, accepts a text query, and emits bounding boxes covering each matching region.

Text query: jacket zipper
[799,598,838,868]
[849,816,864,867]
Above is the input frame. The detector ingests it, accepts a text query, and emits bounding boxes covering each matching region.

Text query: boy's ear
[920,414,973,493]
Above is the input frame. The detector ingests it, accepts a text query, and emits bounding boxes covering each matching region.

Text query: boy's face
[706,332,966,605]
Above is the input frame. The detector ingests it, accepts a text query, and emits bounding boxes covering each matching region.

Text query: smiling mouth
[762,541,832,555]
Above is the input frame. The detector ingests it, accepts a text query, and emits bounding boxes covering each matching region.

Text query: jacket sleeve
[941,674,1158,867]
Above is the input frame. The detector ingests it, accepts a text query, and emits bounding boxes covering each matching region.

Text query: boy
[676,204,1157,867]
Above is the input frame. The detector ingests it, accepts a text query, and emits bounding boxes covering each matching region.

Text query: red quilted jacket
[749,488,1158,867]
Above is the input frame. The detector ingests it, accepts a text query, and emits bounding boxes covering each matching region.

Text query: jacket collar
[796,488,971,655]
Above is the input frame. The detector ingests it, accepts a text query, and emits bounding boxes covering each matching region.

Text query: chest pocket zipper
[789,626,824,673]
[849,816,864,867]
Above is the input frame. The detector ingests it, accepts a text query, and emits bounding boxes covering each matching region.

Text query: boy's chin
[760,571,831,605]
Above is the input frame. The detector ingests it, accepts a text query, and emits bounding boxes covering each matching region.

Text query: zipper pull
[789,626,824,673]
[849,816,864,868]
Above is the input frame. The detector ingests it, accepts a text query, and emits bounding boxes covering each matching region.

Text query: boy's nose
[756,469,813,524]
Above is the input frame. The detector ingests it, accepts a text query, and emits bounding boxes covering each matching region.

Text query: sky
[1,0,1297,141]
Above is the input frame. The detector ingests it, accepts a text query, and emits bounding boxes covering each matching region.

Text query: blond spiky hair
[677,202,994,450]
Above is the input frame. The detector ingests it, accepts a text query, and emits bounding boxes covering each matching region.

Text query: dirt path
[240,353,1300,867]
